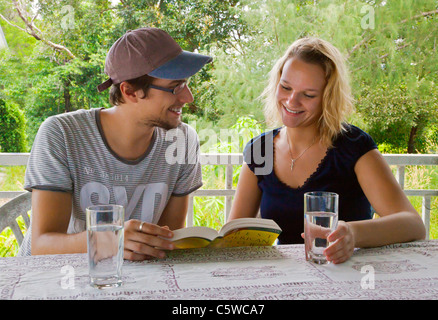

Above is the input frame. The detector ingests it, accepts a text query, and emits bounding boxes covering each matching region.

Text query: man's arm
[31,189,177,261]
[31,189,87,255]
[158,195,189,230]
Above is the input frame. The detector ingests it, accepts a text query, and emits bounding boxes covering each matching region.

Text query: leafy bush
[356,81,438,154]
[377,142,406,154]
[0,98,27,152]
[0,215,27,257]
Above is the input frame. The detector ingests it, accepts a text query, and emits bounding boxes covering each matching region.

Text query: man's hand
[123,219,175,261]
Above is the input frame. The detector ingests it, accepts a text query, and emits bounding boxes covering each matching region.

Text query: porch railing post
[224,164,233,222]
[187,195,194,227]
[396,165,406,189]
[422,196,431,240]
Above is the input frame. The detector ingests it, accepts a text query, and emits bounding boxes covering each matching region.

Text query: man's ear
[119,82,138,103]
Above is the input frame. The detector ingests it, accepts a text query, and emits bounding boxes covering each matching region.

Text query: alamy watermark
[360,4,375,30]
[60,5,75,31]
[60,265,75,290]
[164,121,273,175]
[360,265,375,290]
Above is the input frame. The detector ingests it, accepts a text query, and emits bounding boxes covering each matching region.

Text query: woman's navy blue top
[243,124,378,244]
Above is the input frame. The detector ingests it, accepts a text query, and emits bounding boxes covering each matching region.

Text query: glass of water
[86,204,124,289]
[304,192,339,264]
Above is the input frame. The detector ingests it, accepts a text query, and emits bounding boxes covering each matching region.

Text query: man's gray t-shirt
[19,108,202,256]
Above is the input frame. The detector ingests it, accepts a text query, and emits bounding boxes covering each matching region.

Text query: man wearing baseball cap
[20,28,212,261]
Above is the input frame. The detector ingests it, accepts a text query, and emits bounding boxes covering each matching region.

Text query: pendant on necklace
[290,159,296,171]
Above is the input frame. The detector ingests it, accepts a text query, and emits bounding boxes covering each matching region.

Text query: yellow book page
[208,229,279,248]
[172,237,212,249]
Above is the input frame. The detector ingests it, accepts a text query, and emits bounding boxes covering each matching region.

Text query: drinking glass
[304,192,339,264]
[86,204,124,289]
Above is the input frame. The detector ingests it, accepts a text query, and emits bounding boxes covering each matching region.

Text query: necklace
[285,129,316,172]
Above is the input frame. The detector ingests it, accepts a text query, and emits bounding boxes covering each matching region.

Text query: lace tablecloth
[1,240,438,300]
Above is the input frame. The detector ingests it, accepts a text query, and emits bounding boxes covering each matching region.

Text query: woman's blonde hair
[261,37,354,148]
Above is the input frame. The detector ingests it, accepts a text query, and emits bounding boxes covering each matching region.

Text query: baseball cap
[97,27,213,92]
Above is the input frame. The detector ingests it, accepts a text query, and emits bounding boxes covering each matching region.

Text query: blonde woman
[229,38,425,264]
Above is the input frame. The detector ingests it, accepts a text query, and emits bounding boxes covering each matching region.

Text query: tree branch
[30,8,39,24]
[4,0,76,59]
[398,9,438,24]
[348,8,438,59]
[352,41,413,72]
[0,12,27,33]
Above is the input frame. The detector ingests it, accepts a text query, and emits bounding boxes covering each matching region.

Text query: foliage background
[1,0,437,153]
[0,0,437,255]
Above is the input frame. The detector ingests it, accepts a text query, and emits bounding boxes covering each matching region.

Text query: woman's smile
[276,58,326,129]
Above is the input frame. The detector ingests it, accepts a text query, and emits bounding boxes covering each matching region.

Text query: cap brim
[97,78,113,92]
[148,51,212,80]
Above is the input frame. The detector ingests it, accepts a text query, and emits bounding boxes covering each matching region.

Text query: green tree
[349,1,438,153]
[1,0,437,152]
[0,0,250,147]
[114,0,249,122]
[0,97,27,152]
[211,0,438,152]
[357,81,438,153]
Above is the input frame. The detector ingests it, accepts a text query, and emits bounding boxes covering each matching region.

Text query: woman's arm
[228,163,262,220]
[324,149,426,263]
[350,149,426,246]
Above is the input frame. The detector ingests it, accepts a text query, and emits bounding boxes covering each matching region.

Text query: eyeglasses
[148,80,190,95]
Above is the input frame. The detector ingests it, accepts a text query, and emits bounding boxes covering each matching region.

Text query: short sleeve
[242,129,277,177]
[243,137,256,172]
[24,116,73,192]
[171,124,203,196]
[336,124,378,167]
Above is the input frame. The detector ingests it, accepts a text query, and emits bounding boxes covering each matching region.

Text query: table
[1,240,438,300]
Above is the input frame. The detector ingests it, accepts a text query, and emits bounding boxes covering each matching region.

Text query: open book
[170,218,282,249]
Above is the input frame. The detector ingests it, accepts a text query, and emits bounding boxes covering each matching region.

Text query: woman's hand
[324,221,355,264]
[123,219,175,261]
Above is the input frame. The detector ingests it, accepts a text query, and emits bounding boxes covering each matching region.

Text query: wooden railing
[1,153,437,239]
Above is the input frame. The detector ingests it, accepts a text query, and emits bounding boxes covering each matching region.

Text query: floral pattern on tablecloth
[1,240,437,300]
